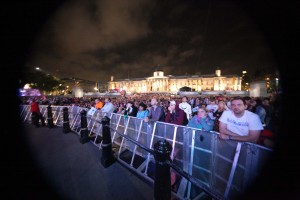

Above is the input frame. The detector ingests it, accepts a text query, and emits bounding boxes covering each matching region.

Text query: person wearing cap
[136,102,149,119]
[165,100,186,126]
[124,101,138,117]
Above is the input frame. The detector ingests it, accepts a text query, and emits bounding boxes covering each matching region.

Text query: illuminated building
[108,69,242,93]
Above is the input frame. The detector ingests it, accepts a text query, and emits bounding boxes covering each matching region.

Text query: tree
[19,70,61,93]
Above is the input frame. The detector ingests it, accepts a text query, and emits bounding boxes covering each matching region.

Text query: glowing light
[24,84,31,89]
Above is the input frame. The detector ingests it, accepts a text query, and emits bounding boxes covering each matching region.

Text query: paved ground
[11,123,154,200]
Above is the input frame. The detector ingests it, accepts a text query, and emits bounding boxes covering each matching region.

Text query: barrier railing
[20,105,273,200]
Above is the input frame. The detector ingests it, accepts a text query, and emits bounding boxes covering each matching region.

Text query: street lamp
[34,66,52,76]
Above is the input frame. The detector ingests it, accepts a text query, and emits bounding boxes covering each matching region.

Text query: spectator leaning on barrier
[187,107,214,131]
[144,97,165,122]
[165,100,186,126]
[101,98,114,113]
[136,102,149,119]
[124,101,138,117]
[219,96,264,143]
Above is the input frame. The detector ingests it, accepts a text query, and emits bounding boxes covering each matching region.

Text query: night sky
[23,0,280,82]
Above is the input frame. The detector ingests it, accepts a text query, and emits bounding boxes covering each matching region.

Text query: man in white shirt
[219,96,264,143]
[179,96,192,120]
[101,98,114,113]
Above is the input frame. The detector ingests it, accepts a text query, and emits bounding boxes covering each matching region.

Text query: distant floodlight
[24,83,31,89]
[35,67,40,70]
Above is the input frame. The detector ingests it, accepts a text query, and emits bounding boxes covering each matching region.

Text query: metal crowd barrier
[19,105,273,200]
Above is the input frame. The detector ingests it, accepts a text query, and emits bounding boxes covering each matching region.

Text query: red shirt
[31,102,40,112]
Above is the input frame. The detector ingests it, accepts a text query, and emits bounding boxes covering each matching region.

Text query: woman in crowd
[187,107,214,131]
[136,102,149,119]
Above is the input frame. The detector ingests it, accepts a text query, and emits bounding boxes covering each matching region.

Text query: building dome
[154,70,164,77]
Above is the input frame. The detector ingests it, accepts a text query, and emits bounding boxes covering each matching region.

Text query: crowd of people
[21,93,281,149]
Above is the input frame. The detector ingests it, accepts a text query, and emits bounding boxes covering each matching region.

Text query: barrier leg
[31,112,38,126]
[63,107,71,133]
[79,110,90,144]
[100,116,115,168]
[154,140,172,200]
[39,112,46,126]
[47,105,54,128]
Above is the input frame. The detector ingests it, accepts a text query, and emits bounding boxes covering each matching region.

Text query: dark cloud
[27,0,278,82]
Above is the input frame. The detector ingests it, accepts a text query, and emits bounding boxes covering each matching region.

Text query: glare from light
[24,84,31,89]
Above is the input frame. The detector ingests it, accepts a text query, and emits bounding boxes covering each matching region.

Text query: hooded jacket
[165,102,185,125]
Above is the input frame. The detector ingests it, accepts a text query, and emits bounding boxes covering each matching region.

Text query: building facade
[108,69,242,93]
